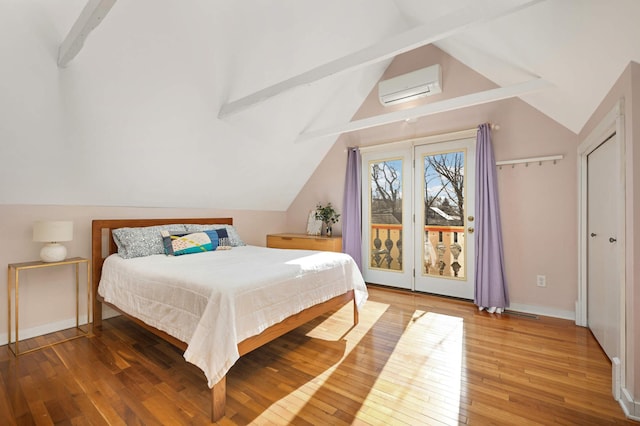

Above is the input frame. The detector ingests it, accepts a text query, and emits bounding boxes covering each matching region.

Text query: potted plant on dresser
[315,203,340,237]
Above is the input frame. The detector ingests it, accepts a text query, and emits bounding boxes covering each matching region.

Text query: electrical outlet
[536,275,546,287]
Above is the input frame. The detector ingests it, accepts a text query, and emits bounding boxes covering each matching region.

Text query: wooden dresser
[266,233,342,252]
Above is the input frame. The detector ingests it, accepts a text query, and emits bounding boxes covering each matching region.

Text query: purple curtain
[474,124,509,310]
[342,147,362,271]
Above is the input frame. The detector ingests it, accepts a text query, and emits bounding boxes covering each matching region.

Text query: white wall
[0,1,403,211]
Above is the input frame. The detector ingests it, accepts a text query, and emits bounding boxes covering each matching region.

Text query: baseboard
[619,388,640,421]
[0,317,88,346]
[612,357,621,401]
[506,302,575,321]
[0,309,121,347]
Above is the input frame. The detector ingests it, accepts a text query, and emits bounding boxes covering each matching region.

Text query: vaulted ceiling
[4,1,640,210]
[226,0,640,136]
[214,0,640,139]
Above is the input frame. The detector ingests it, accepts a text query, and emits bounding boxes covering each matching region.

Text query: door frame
[576,100,625,394]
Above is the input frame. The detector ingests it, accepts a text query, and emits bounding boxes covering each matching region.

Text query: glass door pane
[361,149,412,289]
[423,151,465,278]
[370,159,403,271]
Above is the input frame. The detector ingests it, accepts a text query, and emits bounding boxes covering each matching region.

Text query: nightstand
[266,233,342,252]
[7,257,91,356]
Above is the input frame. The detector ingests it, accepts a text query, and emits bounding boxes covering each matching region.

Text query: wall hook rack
[497,154,563,170]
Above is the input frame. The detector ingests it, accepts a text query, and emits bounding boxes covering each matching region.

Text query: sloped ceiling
[3,1,640,211]
[421,0,640,134]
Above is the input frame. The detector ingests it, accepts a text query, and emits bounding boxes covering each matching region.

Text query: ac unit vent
[378,64,442,106]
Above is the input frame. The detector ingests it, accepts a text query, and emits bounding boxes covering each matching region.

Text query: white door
[361,148,413,289]
[414,139,475,299]
[587,133,620,361]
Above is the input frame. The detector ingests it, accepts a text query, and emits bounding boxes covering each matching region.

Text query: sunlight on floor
[252,301,465,425]
[356,310,464,425]
[253,301,390,424]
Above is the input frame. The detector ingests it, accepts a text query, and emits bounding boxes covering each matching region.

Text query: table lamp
[33,221,73,262]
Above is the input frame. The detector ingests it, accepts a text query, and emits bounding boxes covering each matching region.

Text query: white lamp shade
[33,221,73,243]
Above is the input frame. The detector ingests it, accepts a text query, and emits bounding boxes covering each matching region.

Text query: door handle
[590,233,597,237]
[467,227,474,234]
[609,237,617,243]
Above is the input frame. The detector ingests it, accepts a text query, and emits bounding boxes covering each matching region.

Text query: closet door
[361,148,413,289]
[587,133,620,361]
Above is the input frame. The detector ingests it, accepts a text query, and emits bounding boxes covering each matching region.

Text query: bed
[91,218,367,422]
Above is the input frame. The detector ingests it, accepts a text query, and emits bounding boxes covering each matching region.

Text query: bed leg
[93,300,103,328]
[353,297,359,325]
[211,376,226,422]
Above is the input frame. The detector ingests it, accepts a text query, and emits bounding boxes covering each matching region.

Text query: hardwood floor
[0,286,634,425]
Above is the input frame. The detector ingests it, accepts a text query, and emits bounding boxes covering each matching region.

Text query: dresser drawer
[267,234,342,252]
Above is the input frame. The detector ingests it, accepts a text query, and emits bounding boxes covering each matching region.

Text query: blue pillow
[162,230,222,256]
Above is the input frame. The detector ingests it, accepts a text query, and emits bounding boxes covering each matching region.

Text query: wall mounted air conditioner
[378,64,442,106]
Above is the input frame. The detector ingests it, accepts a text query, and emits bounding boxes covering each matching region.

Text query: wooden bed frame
[91,218,358,422]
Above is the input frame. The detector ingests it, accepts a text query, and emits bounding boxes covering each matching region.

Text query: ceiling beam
[57,0,117,67]
[295,78,553,143]
[218,0,545,118]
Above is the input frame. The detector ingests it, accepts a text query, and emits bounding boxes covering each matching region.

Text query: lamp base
[40,243,67,263]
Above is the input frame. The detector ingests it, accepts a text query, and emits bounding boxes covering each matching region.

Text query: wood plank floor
[0,286,634,425]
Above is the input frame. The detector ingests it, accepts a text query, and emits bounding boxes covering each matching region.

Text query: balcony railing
[369,224,466,279]
[370,224,403,271]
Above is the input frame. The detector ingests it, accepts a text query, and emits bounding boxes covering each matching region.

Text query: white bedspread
[98,245,368,387]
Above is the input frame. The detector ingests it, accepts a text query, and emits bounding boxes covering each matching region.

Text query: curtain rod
[356,123,499,153]
[353,126,563,169]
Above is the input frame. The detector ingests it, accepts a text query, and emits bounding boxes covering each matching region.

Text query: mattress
[97,245,368,387]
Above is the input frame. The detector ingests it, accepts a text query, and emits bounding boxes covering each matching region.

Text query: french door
[414,139,475,298]
[361,137,475,299]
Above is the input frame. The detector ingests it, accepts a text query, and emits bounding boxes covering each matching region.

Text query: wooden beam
[295,78,553,143]
[218,0,545,118]
[58,0,117,67]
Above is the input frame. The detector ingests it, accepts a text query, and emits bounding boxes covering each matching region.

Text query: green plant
[315,202,340,225]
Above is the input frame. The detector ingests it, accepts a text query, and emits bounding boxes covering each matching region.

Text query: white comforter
[98,245,368,387]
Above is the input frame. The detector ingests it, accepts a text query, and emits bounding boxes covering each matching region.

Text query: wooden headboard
[91,218,233,329]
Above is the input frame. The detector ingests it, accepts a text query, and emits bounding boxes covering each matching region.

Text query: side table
[7,257,91,356]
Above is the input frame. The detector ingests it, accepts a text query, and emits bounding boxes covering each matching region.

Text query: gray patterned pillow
[113,224,188,258]
[184,224,246,246]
